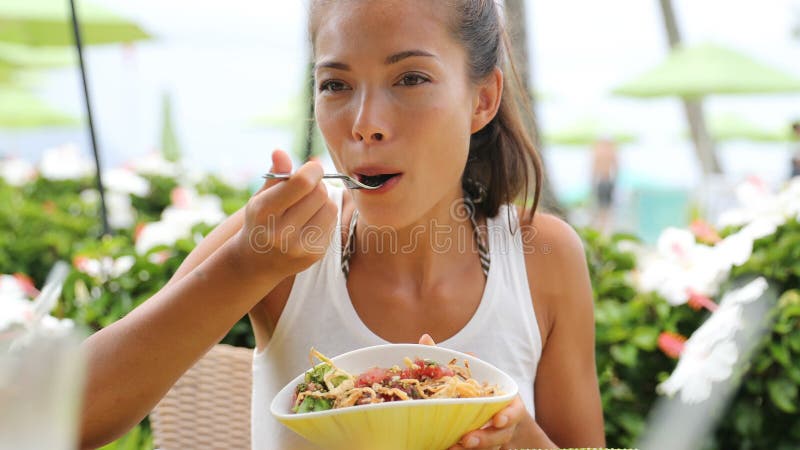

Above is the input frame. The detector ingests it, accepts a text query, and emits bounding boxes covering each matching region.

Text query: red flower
[686,289,719,312]
[658,331,687,359]
[12,273,40,298]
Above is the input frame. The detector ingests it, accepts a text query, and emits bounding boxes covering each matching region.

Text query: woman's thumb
[418,334,436,346]
[257,149,294,193]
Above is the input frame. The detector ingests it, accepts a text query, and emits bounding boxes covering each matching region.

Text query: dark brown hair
[309,0,543,220]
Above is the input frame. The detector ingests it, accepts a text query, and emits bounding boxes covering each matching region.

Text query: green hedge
[581,214,800,449]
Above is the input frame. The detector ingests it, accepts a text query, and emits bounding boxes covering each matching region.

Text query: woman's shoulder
[515,207,586,269]
[515,206,592,340]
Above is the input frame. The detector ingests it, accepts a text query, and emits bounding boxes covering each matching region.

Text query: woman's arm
[79,153,338,449]
[79,240,283,449]
[527,214,606,447]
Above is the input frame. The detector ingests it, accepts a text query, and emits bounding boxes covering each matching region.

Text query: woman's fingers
[448,396,527,450]
[450,426,514,450]
[418,334,436,346]
[492,396,525,428]
[299,198,338,255]
[249,160,324,217]
[255,149,293,193]
[283,182,329,227]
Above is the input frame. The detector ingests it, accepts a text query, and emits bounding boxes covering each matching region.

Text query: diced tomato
[420,363,454,380]
[355,367,391,388]
[356,359,454,388]
[399,359,453,381]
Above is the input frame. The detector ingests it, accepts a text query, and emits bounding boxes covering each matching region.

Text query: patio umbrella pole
[658,0,721,175]
[68,0,111,235]
[506,0,564,215]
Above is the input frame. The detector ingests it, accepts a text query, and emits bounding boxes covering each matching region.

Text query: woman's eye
[397,73,430,86]
[319,80,349,92]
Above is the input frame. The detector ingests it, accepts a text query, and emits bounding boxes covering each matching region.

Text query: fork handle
[262,173,348,180]
[262,173,291,180]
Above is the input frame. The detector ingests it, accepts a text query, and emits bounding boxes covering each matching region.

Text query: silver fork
[262,173,382,190]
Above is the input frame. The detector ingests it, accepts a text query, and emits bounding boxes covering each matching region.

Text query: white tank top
[251,184,543,450]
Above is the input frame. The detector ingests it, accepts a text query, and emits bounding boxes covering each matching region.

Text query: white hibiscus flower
[39,143,95,180]
[717,176,792,229]
[657,278,770,404]
[637,228,728,305]
[0,157,36,186]
[658,338,738,404]
[103,168,150,197]
[127,152,181,178]
[135,187,225,254]
[74,255,136,282]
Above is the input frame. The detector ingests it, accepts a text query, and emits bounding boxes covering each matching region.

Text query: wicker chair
[150,344,254,450]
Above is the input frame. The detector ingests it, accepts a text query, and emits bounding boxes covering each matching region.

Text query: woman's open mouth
[352,170,404,194]
[356,173,402,188]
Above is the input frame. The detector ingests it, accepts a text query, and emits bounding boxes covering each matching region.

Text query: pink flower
[689,219,721,244]
[658,332,687,359]
[12,274,39,298]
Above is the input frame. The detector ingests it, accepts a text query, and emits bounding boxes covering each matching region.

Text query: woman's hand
[416,335,531,450]
[448,396,528,450]
[230,150,338,282]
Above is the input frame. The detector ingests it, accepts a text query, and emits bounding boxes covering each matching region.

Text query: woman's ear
[470,67,503,134]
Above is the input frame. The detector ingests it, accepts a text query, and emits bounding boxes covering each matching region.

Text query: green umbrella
[613,43,800,98]
[693,113,795,143]
[0,67,15,84]
[0,42,73,86]
[0,0,149,46]
[542,118,638,146]
[0,89,79,129]
[0,42,73,68]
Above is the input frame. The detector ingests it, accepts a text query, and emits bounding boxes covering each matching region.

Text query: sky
[2,0,800,200]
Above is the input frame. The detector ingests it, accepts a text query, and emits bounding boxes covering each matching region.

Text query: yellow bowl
[270,344,518,450]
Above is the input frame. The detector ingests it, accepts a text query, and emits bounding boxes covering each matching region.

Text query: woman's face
[313,0,491,228]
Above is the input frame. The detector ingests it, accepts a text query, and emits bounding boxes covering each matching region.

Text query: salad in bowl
[270,343,518,450]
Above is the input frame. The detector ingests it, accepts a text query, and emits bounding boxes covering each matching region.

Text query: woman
[79,1,605,449]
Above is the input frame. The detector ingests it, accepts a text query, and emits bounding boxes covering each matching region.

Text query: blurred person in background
[790,121,800,180]
[590,137,618,233]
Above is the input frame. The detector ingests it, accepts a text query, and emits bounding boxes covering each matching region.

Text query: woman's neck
[350,187,483,292]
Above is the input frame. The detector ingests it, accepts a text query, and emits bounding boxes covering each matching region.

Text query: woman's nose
[351,91,390,144]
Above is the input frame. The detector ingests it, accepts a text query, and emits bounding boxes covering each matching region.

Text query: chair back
[150,344,253,450]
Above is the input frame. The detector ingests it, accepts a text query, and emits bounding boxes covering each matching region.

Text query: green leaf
[770,343,792,368]
[304,363,333,387]
[631,326,659,351]
[293,396,333,414]
[767,378,798,413]
[330,375,349,388]
[753,355,773,374]
[779,304,800,327]
[610,344,638,367]
[733,402,764,436]
[294,396,316,414]
[789,331,800,353]
[609,380,635,401]
[786,365,800,385]
[616,411,645,436]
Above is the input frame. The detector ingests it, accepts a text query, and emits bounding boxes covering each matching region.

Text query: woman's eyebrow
[314,49,437,72]
[384,49,437,65]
